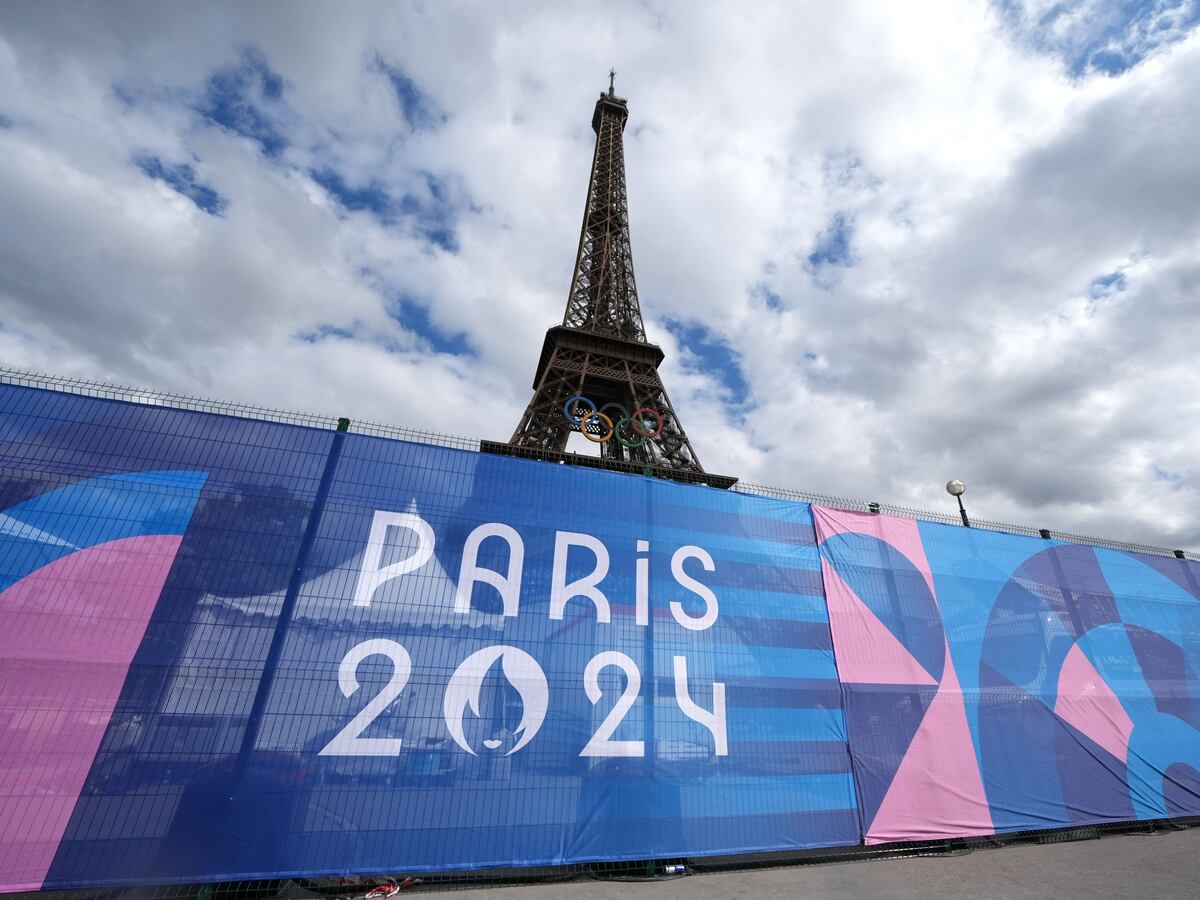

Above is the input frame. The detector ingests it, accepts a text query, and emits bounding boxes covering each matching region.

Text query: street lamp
[946,479,970,528]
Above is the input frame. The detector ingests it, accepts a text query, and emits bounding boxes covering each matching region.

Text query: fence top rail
[0,366,1191,561]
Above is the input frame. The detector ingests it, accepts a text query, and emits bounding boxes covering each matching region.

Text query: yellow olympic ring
[580,411,614,443]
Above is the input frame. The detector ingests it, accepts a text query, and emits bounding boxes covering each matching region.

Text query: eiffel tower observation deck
[483,74,737,489]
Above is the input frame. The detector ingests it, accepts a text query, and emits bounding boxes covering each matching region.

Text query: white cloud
[1,1,1199,549]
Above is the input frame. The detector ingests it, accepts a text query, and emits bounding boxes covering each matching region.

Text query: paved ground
[438,828,1200,899]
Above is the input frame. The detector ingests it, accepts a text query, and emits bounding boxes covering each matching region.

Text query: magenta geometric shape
[0,534,182,892]
[821,557,938,686]
[813,505,938,602]
[1054,643,1133,764]
[865,640,994,844]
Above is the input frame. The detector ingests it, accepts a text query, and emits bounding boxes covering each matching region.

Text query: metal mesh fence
[8,817,1198,897]
[2,365,1198,898]
[736,481,1196,559]
[1,366,1190,561]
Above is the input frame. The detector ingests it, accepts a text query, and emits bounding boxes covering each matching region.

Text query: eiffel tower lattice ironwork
[483,76,736,489]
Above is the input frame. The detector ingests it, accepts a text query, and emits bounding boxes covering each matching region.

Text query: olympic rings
[561,395,663,447]
[563,395,596,425]
[631,407,664,439]
[581,411,614,443]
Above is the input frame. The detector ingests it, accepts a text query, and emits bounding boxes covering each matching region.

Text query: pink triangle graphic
[1054,643,1133,763]
[821,558,937,686]
[866,643,993,843]
[813,505,937,601]
[0,535,182,891]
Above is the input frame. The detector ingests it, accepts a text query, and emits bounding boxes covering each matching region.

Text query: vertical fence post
[224,418,351,820]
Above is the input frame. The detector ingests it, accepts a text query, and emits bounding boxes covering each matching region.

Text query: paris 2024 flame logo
[442,646,549,756]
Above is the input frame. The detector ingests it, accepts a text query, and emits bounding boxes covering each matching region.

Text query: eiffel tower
[482,74,736,489]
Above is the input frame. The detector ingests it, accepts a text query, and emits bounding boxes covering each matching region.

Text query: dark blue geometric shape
[1130,553,1200,601]
[1013,545,1120,641]
[1125,625,1195,728]
[983,576,1073,698]
[820,532,944,682]
[842,685,936,829]
[1164,763,1200,816]
[976,662,1066,831]
[1054,718,1134,824]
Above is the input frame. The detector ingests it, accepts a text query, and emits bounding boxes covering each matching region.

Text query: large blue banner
[0,384,333,890]
[6,382,1200,891]
[0,384,857,890]
[814,505,1200,843]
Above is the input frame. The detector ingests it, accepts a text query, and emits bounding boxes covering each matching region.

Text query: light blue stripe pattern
[651,646,839,680]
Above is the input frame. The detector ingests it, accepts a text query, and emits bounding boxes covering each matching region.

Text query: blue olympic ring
[563,395,596,425]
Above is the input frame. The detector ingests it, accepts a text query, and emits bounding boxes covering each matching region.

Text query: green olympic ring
[615,417,646,449]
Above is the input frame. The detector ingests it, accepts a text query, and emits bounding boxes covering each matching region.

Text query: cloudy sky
[1,0,1199,548]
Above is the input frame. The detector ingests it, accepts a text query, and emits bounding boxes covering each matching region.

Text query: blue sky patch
[806,213,854,286]
[298,313,470,357]
[376,59,445,131]
[392,296,473,356]
[311,168,393,216]
[0,113,13,129]
[313,168,460,252]
[664,318,749,402]
[415,172,460,251]
[134,155,227,215]
[803,351,838,385]
[198,48,287,157]
[823,150,880,192]
[298,324,357,343]
[751,283,783,310]
[112,82,138,109]
[1088,270,1127,300]
[996,0,1200,77]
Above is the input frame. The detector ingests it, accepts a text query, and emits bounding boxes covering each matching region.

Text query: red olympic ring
[631,407,663,438]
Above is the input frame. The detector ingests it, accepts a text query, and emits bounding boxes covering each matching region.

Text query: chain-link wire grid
[3,365,1199,899]
[7,817,1198,897]
[734,481,1196,559]
[2,366,1191,561]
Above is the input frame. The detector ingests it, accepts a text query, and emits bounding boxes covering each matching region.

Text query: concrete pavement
[433,827,1200,899]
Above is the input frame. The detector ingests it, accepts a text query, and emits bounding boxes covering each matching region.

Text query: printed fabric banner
[6,381,1200,892]
[0,383,334,891]
[813,504,1200,844]
[0,383,858,891]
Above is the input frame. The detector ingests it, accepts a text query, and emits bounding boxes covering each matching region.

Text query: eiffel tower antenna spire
[483,79,736,489]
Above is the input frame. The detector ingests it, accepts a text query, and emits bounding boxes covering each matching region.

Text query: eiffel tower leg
[629,384,701,471]
[508,345,583,452]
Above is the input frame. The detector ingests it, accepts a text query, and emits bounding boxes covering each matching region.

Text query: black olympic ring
[562,395,664,448]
